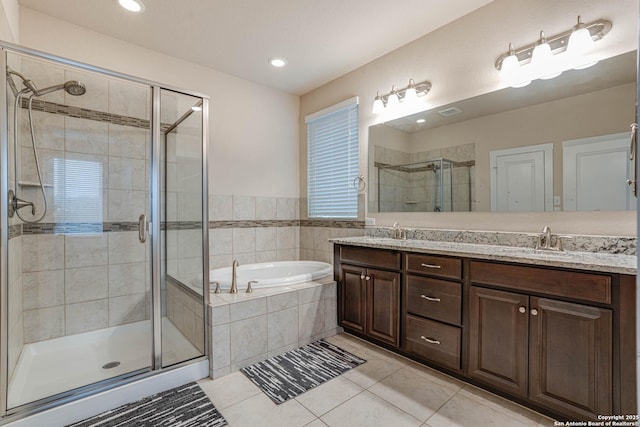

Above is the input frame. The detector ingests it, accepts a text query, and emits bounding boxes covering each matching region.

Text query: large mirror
[368,50,637,213]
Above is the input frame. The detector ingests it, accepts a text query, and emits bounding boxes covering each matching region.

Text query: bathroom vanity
[332,237,637,422]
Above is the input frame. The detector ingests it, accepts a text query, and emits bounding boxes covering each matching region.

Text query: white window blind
[306,97,359,219]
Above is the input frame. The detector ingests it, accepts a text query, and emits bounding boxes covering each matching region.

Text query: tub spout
[230,260,239,294]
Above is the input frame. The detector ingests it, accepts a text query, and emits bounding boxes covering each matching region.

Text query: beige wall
[0,0,19,42]
[19,7,300,198]
[300,0,638,236]
[406,83,635,211]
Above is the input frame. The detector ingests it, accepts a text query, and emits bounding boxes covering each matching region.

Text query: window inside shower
[2,49,207,413]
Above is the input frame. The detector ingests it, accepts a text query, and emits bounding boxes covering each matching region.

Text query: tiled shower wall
[11,55,152,346]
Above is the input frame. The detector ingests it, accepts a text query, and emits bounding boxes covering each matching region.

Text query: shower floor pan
[7,317,200,409]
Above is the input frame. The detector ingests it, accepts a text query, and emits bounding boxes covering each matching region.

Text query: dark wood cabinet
[336,246,400,347]
[469,286,529,397]
[334,243,635,421]
[469,282,614,420]
[365,268,400,346]
[339,265,366,332]
[528,297,612,420]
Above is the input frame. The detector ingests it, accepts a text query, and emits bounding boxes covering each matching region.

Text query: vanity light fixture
[495,15,611,88]
[372,79,432,115]
[117,0,145,12]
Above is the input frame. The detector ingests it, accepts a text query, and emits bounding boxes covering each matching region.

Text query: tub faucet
[230,260,239,294]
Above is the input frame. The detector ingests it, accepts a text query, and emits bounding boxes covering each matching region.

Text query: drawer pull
[420,295,441,302]
[420,335,441,345]
[421,263,442,269]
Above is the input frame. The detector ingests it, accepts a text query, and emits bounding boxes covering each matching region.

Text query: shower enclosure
[0,42,209,421]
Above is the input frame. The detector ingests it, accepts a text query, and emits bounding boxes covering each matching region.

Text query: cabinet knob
[421,295,441,302]
[420,335,441,345]
[360,272,365,280]
[365,275,371,281]
[518,306,526,314]
[531,309,539,316]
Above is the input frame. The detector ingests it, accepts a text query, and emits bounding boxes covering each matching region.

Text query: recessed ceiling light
[268,57,288,68]
[118,0,145,13]
[416,118,426,124]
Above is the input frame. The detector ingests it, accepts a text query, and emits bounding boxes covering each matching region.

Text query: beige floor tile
[321,390,423,427]
[295,376,364,416]
[368,364,460,422]
[426,392,533,427]
[220,392,316,427]
[342,354,403,389]
[458,385,544,425]
[197,372,260,410]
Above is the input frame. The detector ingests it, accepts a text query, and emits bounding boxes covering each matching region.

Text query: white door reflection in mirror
[490,143,553,212]
[563,133,635,211]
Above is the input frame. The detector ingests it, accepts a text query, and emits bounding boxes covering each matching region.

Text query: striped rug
[241,339,366,404]
[67,382,227,427]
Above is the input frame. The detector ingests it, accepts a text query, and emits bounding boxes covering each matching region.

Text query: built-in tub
[207,260,339,379]
[209,261,333,291]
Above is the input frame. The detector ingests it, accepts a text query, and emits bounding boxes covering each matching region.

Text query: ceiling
[17,0,494,95]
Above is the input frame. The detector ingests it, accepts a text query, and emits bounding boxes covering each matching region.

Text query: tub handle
[211,281,221,294]
[247,280,258,293]
[138,213,147,243]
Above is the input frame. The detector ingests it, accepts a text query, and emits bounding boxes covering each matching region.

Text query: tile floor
[198,332,556,427]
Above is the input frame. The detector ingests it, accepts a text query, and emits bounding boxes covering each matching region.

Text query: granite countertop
[329,236,637,275]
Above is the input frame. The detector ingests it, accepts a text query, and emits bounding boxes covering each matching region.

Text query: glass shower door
[3,50,154,410]
[159,88,205,367]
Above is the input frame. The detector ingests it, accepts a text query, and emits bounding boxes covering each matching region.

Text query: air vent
[437,106,463,117]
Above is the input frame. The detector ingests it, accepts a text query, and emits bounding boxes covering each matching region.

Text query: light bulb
[567,16,595,57]
[530,31,561,80]
[118,0,145,12]
[500,43,519,79]
[387,87,400,108]
[403,80,418,105]
[567,16,597,70]
[372,93,385,115]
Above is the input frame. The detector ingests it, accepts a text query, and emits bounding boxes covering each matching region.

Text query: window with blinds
[306,97,359,219]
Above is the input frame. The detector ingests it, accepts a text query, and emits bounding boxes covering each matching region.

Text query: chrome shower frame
[0,41,210,423]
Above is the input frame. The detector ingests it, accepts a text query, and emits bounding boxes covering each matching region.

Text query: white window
[306,97,359,219]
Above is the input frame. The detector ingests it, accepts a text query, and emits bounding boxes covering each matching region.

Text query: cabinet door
[469,286,529,397]
[339,264,366,332]
[365,268,400,347]
[529,297,612,419]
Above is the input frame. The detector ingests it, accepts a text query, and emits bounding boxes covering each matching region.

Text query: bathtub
[209,260,333,291]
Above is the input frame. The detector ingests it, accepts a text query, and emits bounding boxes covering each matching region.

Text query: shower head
[34,80,86,97]
[64,80,86,96]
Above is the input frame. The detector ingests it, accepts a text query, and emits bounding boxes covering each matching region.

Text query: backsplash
[366,227,637,255]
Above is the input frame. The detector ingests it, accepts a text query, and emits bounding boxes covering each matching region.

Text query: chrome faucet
[535,226,564,251]
[392,222,406,240]
[230,260,239,294]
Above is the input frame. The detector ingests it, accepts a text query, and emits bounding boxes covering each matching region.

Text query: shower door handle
[627,123,638,197]
[138,214,147,243]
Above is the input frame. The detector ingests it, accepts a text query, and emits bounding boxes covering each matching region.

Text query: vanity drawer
[406,253,462,280]
[469,261,611,304]
[405,314,461,371]
[406,275,461,325]
[340,246,401,270]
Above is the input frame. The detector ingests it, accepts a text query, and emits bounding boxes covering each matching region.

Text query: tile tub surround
[166,279,205,353]
[330,236,637,274]
[208,279,339,379]
[365,226,637,256]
